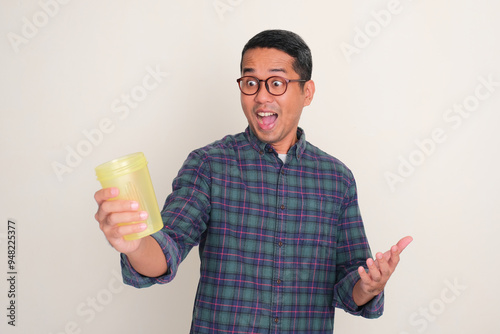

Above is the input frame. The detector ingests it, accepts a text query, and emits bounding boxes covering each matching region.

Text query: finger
[100,200,140,215]
[382,249,392,261]
[112,222,148,239]
[396,236,413,253]
[105,210,148,227]
[366,258,381,282]
[94,187,119,205]
[381,235,414,261]
[376,252,392,277]
[387,245,401,269]
[100,211,148,238]
[358,266,372,284]
[95,200,140,225]
[377,247,395,264]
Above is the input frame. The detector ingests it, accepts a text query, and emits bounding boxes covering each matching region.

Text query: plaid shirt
[121,127,384,333]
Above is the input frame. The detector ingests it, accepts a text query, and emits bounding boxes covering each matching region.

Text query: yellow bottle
[95,152,163,240]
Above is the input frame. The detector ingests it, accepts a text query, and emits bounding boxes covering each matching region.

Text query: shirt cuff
[120,230,180,288]
[333,269,384,318]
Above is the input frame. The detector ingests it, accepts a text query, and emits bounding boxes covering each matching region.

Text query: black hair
[240,29,312,85]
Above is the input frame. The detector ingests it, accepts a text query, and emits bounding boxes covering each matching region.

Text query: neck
[272,136,297,154]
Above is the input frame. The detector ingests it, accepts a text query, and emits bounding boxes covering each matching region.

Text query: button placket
[272,158,287,331]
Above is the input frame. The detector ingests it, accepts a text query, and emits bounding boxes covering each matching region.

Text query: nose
[254,81,274,104]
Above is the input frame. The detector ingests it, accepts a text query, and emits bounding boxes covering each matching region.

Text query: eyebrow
[242,68,288,75]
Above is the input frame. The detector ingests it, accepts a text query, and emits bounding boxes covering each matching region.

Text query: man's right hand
[94,187,168,277]
[94,187,149,255]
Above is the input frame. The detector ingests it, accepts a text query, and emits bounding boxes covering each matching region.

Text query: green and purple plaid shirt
[121,127,383,333]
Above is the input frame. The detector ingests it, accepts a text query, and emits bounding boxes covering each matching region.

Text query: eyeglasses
[236,76,307,96]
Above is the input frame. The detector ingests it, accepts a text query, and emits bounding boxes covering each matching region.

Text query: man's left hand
[353,236,413,306]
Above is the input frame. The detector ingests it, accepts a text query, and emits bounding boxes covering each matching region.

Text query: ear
[302,80,315,107]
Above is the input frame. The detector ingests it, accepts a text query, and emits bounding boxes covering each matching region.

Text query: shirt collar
[245,126,307,161]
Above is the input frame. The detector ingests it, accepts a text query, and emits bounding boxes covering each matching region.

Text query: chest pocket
[298,195,340,246]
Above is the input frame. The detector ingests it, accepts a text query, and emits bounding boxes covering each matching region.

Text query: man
[94,29,412,333]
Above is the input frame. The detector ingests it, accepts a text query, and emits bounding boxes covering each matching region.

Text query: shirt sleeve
[331,173,384,318]
[121,150,211,288]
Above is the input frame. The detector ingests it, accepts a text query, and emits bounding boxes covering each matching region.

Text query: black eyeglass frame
[236,76,308,96]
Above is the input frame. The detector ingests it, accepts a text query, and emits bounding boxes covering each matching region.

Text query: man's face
[240,47,315,154]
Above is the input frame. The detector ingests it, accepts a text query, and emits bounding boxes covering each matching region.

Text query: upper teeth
[258,112,276,117]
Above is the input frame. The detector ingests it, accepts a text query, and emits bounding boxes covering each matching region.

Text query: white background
[1,1,499,333]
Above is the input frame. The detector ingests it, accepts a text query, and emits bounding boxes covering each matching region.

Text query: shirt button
[280,205,285,210]
[278,241,283,247]
[276,279,282,284]
[280,169,285,175]
[274,318,279,323]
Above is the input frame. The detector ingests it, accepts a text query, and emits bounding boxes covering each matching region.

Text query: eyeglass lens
[239,76,287,96]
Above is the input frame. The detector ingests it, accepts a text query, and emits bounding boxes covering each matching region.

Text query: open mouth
[256,111,278,130]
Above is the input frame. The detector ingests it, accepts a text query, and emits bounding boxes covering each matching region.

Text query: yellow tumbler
[95,152,163,240]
